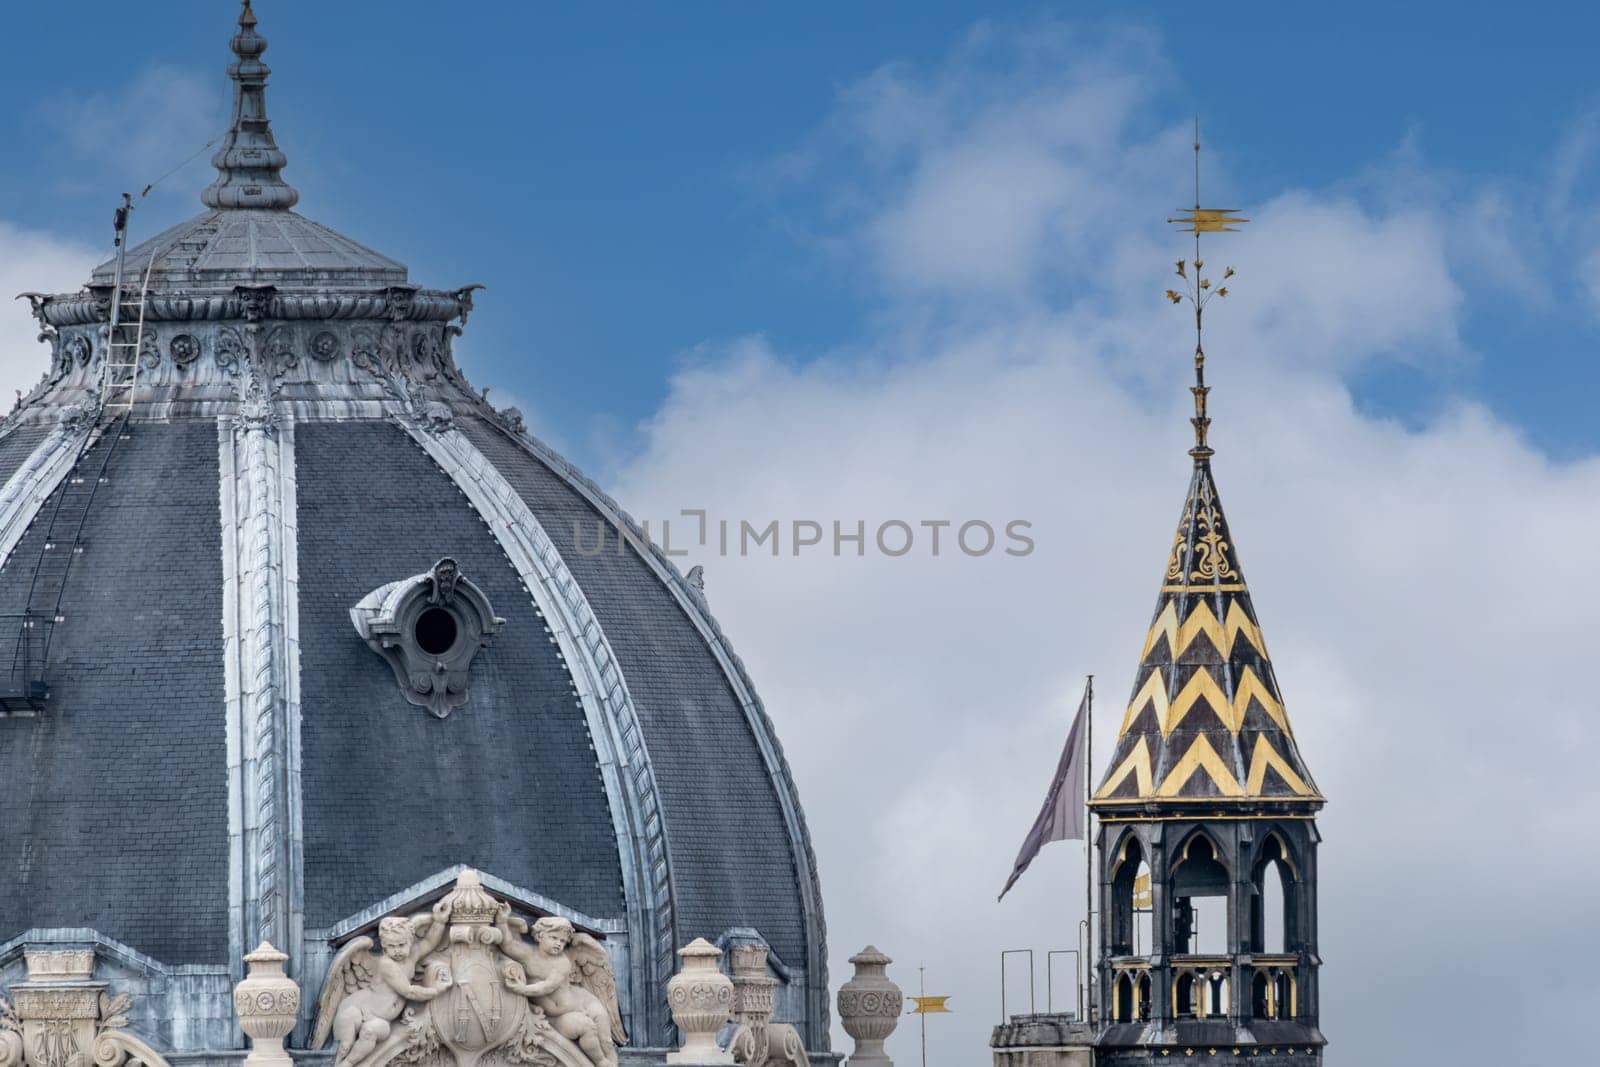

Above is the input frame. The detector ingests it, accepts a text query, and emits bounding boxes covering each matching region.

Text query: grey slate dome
[0,2,826,1057]
[87,210,409,290]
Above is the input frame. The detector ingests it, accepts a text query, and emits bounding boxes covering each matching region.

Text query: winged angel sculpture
[313,871,626,1067]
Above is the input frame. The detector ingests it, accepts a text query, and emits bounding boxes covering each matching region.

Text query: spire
[1164,122,1245,464]
[1093,128,1318,809]
[1090,462,1320,807]
[202,1,299,211]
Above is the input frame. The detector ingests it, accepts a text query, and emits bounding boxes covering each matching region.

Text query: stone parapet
[989,1014,1093,1067]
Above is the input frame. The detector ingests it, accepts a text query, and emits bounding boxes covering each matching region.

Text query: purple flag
[998,686,1089,901]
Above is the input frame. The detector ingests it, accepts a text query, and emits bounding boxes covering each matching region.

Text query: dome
[0,3,826,1057]
[87,210,408,291]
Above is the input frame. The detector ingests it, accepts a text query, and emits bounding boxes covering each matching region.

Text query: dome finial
[1164,119,1246,463]
[201,0,299,211]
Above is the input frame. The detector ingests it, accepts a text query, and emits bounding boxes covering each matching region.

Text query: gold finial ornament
[1165,120,1247,462]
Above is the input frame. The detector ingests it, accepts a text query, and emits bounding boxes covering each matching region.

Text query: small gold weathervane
[1163,120,1247,460]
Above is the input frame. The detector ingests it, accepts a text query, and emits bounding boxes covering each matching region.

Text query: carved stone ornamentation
[311,870,622,1067]
[349,558,504,718]
[170,334,201,368]
[351,325,406,380]
[0,994,21,1067]
[45,334,68,381]
[90,991,171,1067]
[350,327,382,374]
[4,950,171,1067]
[20,955,93,983]
[497,407,526,436]
[837,947,901,1067]
[453,285,485,327]
[237,286,276,323]
[65,335,93,369]
[57,401,97,434]
[234,371,280,433]
[216,327,247,375]
[263,326,298,376]
[402,379,453,435]
[725,941,806,1067]
[310,330,341,362]
[410,329,447,380]
[233,942,300,1067]
[385,288,417,323]
[665,940,733,1064]
[139,329,162,370]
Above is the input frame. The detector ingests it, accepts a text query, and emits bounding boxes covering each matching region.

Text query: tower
[1088,143,1327,1065]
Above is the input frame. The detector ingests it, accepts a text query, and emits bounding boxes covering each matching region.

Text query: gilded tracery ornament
[1189,486,1238,582]
[1165,505,1192,582]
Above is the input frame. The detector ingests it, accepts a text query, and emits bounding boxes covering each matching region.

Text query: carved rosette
[837,947,901,1066]
[665,940,734,1065]
[170,333,201,368]
[233,942,299,1067]
[310,330,340,362]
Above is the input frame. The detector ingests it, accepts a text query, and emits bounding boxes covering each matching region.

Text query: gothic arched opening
[1251,970,1271,1019]
[1171,831,1230,955]
[1275,971,1296,1021]
[1109,835,1149,956]
[1249,832,1299,955]
[1174,972,1197,1019]
[1205,971,1229,1017]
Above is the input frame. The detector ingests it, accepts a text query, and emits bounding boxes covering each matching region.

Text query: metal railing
[0,612,52,712]
[1000,948,1085,1022]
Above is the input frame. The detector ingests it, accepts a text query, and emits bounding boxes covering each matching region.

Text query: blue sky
[4,0,1599,464]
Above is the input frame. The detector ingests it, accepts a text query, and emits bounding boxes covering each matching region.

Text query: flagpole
[1084,674,1095,1027]
[919,966,928,1067]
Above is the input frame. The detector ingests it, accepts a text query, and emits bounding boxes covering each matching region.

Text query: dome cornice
[30,284,479,328]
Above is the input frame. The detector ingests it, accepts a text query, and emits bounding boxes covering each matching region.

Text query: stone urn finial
[838,946,902,1066]
[234,941,300,1067]
[666,938,735,1064]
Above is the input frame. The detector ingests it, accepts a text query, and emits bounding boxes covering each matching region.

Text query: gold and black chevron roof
[1092,458,1321,807]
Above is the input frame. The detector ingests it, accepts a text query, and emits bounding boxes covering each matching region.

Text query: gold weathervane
[1164,121,1248,460]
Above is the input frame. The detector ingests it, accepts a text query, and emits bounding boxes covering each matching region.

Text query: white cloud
[0,222,101,408]
[611,22,1600,1067]
[41,64,224,201]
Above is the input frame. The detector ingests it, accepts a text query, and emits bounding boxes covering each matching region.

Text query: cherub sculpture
[313,900,455,1067]
[494,906,626,1067]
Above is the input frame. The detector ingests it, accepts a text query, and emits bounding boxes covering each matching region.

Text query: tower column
[1147,835,1172,1022]
[1225,822,1247,1027]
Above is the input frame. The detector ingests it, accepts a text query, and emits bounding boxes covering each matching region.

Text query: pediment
[316,864,624,945]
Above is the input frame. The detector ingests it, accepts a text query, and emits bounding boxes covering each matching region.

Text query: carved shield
[430,938,526,1067]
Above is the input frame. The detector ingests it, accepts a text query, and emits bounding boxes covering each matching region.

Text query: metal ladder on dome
[100,192,156,418]
[0,195,148,714]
